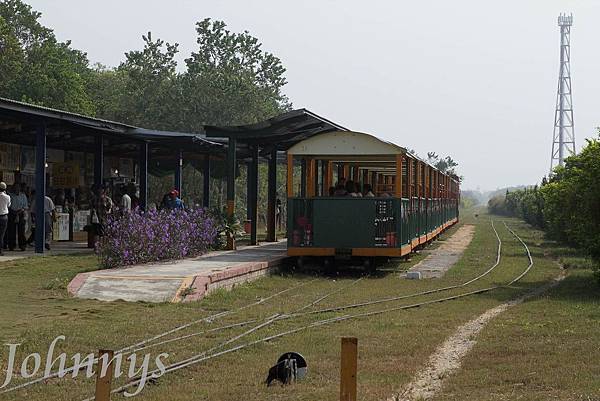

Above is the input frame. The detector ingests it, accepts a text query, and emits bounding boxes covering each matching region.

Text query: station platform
[67,241,287,303]
[0,241,92,263]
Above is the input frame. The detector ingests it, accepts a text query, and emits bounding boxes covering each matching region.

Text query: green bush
[488,135,600,280]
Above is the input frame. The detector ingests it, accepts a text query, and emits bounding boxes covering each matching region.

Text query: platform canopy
[204,108,348,153]
[0,97,223,158]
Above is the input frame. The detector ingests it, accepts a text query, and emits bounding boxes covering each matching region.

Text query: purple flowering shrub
[97,208,217,269]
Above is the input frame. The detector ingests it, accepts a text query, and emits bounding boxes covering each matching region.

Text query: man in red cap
[165,189,184,210]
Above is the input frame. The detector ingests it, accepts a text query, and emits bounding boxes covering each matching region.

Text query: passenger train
[285,131,460,270]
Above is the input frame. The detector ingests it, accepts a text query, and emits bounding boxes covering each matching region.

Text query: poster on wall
[53,162,80,188]
[1,172,15,185]
[0,143,21,170]
[20,146,35,173]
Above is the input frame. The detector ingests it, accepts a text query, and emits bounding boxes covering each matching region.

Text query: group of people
[328,177,376,198]
[0,182,55,255]
[160,189,184,211]
[0,181,188,254]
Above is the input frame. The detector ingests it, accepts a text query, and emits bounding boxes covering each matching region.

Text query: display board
[53,162,80,188]
[53,213,70,241]
[73,210,90,232]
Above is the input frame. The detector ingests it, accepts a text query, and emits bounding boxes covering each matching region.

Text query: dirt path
[388,271,566,401]
[407,225,475,279]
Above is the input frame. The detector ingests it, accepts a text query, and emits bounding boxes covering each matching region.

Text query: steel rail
[0,278,318,394]
[90,221,535,400]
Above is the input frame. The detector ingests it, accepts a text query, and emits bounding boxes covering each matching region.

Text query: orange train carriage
[285,131,459,269]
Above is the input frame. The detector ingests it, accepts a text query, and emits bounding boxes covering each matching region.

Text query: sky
[26,0,600,191]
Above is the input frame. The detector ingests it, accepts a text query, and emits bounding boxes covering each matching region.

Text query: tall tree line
[0,0,292,227]
[0,0,290,127]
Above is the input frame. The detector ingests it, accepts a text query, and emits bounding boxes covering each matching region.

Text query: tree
[88,32,181,129]
[542,136,600,259]
[0,0,95,115]
[179,18,290,128]
[0,16,24,96]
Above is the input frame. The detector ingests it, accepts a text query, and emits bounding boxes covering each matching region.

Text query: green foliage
[0,0,95,114]
[427,152,459,175]
[488,135,600,281]
[210,208,244,249]
[2,3,291,236]
[487,194,509,216]
[88,18,290,130]
[542,137,600,263]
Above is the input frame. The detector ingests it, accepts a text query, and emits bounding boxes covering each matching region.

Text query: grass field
[0,209,596,400]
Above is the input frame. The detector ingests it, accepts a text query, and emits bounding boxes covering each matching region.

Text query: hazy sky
[26,0,600,190]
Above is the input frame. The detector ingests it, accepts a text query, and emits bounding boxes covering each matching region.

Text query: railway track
[3,220,534,400]
[91,220,534,400]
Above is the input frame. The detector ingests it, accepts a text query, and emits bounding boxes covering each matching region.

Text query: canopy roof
[286,130,454,178]
[288,130,406,157]
[0,97,222,159]
[204,108,348,153]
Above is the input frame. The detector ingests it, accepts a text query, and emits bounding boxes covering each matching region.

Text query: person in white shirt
[121,187,132,213]
[0,182,11,256]
[363,184,375,197]
[8,184,28,251]
[44,194,55,250]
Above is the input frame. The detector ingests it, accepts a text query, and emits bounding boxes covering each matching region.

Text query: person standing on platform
[8,184,28,251]
[121,186,132,214]
[44,193,55,251]
[91,186,113,237]
[0,182,10,256]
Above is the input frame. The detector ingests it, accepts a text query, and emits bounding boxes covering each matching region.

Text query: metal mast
[550,13,576,173]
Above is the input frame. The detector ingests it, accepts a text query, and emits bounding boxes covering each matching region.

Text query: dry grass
[0,210,568,401]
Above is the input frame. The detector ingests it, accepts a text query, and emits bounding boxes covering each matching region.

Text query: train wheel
[323,257,336,275]
[364,257,376,273]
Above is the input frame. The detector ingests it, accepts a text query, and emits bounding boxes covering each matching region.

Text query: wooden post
[95,349,114,401]
[306,158,315,197]
[340,337,357,401]
[325,161,333,191]
[395,154,402,198]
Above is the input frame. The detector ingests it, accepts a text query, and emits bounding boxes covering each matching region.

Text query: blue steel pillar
[266,149,277,242]
[35,124,46,254]
[203,156,210,208]
[139,142,148,210]
[248,146,259,245]
[94,135,104,189]
[174,149,183,196]
[225,138,237,249]
[226,138,236,217]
